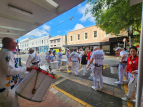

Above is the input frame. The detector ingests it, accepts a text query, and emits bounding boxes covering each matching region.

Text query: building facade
[64,25,128,55]
[19,38,34,53]
[49,35,66,51]
[29,35,49,54]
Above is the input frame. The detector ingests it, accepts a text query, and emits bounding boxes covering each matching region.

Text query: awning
[0,0,85,42]
[63,41,110,47]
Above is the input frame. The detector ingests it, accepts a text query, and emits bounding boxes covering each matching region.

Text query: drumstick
[32,67,40,94]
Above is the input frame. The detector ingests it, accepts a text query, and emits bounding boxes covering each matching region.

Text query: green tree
[86,0,142,35]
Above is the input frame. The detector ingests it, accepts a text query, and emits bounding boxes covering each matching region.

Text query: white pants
[0,89,20,107]
[71,61,79,75]
[118,64,128,83]
[126,79,137,98]
[82,65,87,75]
[92,66,103,89]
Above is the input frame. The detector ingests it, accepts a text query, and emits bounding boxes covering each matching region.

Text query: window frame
[93,31,97,38]
[85,33,88,40]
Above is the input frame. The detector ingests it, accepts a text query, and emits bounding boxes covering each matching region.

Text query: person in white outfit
[0,37,32,107]
[45,50,54,73]
[26,48,42,67]
[66,49,70,67]
[81,51,88,76]
[57,48,63,71]
[88,46,104,90]
[70,49,80,76]
[115,47,129,85]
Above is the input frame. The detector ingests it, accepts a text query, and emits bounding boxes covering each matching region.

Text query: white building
[49,35,66,51]
[29,35,50,54]
[19,38,34,53]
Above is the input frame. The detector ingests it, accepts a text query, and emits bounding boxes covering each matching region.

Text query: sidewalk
[19,90,71,107]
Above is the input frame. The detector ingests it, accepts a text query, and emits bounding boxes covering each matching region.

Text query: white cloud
[72,23,85,31]
[78,4,95,23]
[24,25,50,37]
[43,25,50,31]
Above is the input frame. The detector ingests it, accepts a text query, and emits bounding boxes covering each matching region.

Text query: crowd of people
[0,37,141,107]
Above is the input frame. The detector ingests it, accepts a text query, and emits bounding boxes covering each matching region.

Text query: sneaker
[121,95,131,101]
[115,81,123,85]
[92,86,98,90]
[132,99,136,102]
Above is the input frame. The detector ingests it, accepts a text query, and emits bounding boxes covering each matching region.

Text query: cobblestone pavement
[16,54,135,107]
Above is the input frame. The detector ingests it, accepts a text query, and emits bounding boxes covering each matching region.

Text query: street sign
[130,0,143,6]
[123,38,126,42]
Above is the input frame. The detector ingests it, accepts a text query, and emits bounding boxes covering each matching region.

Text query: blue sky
[18,1,95,41]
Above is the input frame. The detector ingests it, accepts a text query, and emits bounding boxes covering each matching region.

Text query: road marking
[123,77,133,107]
[51,84,93,107]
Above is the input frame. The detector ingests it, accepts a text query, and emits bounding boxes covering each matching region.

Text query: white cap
[115,47,122,51]
[93,46,98,50]
[67,49,69,50]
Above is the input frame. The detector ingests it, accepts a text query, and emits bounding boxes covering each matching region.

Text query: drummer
[70,49,80,76]
[45,50,54,73]
[57,48,63,71]
[0,37,32,107]
[115,47,129,84]
[66,49,70,67]
[26,48,42,67]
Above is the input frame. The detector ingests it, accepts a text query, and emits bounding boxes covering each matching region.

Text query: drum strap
[71,52,76,58]
[30,53,37,63]
[32,68,40,94]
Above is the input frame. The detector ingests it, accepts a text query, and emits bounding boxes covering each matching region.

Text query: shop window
[85,33,88,39]
[94,31,97,38]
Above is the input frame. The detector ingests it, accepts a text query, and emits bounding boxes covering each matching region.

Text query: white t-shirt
[91,50,104,65]
[119,51,128,62]
[57,52,63,60]
[70,52,79,61]
[26,52,41,67]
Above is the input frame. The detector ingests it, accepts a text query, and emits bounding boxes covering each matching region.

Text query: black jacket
[81,55,88,65]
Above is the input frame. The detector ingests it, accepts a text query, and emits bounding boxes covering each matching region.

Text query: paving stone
[70,100,77,107]
[49,87,55,92]
[52,89,59,94]
[84,80,90,86]
[121,90,125,95]
[55,92,63,98]
[105,91,113,95]
[114,93,121,98]
[122,105,128,107]
[65,97,74,105]
[103,84,107,88]
[88,82,93,87]
[121,86,124,89]
[79,104,85,107]
[114,88,121,94]
[71,101,81,107]
[106,86,113,92]
[122,101,128,106]
[60,94,68,102]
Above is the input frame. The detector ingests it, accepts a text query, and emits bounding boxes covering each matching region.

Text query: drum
[61,59,67,66]
[50,61,58,69]
[15,66,56,102]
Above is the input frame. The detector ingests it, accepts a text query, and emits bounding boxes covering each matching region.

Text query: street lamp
[127,25,132,47]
